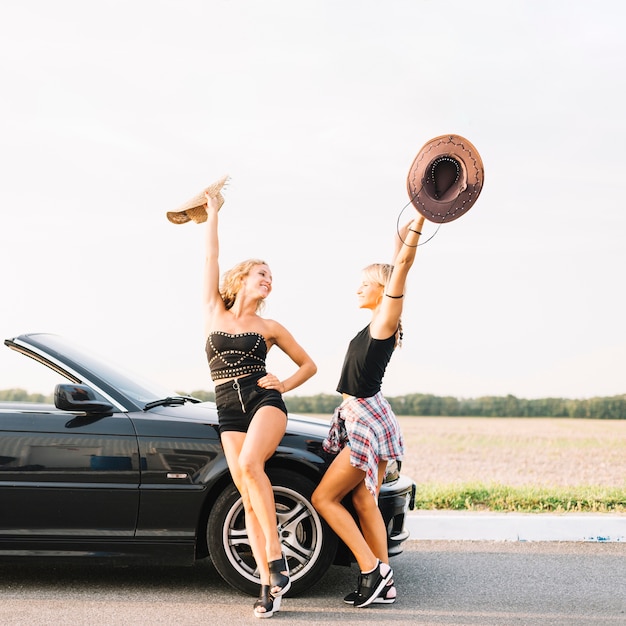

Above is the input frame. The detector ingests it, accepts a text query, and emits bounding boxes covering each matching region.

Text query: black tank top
[206,331,267,381]
[336,325,396,398]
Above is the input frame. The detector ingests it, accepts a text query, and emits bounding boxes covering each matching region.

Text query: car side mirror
[54,383,114,414]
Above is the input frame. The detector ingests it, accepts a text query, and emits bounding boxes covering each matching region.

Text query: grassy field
[397,417,626,512]
[308,416,626,512]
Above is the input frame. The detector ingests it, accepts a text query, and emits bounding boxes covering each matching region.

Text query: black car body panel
[0,333,415,593]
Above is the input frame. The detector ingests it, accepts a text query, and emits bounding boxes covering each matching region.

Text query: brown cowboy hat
[166,175,230,224]
[406,135,484,223]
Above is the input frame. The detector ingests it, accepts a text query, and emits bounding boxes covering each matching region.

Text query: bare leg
[311,447,378,573]
[352,460,389,562]
[222,406,288,616]
[237,406,287,563]
[220,432,272,585]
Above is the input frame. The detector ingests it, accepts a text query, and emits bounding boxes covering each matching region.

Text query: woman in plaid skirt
[312,212,425,608]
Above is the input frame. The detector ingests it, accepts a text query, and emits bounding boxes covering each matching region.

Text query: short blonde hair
[220,258,268,312]
[362,263,403,347]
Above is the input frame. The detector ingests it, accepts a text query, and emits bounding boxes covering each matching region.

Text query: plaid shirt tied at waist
[323,392,404,498]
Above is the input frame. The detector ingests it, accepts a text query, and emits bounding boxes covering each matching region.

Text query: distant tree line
[284,392,626,420]
[0,388,50,403]
[3,388,626,419]
[180,391,626,419]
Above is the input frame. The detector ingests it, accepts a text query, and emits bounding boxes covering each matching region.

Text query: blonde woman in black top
[203,191,317,618]
[312,214,425,608]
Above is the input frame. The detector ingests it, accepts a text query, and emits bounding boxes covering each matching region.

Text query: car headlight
[384,459,400,483]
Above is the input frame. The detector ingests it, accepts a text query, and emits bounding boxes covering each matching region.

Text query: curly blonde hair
[220,259,268,312]
[362,263,403,347]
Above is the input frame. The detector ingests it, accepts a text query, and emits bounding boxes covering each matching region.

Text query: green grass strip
[414,483,626,513]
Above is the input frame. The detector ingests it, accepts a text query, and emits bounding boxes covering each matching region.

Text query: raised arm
[203,193,225,337]
[370,213,426,340]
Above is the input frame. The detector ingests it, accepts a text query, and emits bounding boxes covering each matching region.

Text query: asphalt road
[2,541,625,626]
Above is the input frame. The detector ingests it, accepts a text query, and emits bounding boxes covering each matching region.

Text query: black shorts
[214,373,288,435]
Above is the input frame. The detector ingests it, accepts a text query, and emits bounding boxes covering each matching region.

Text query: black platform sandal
[269,553,291,597]
[254,584,281,619]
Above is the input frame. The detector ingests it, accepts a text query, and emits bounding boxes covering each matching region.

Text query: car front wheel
[207,468,337,596]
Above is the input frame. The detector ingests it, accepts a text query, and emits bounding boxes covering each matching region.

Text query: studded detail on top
[206,331,268,382]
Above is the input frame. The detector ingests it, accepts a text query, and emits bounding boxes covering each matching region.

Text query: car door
[0,406,140,540]
[130,405,224,539]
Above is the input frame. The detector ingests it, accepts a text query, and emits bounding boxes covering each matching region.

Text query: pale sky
[1,0,625,400]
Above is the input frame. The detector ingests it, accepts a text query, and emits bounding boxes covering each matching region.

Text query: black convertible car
[0,333,415,595]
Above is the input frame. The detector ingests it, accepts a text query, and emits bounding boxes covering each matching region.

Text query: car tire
[207,468,338,596]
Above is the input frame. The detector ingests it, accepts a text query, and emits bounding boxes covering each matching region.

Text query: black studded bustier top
[206,331,268,382]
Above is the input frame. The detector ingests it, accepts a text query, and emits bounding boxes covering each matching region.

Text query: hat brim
[407,135,484,223]
[166,175,229,225]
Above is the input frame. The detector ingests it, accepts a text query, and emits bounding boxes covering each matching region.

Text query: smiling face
[220,258,270,311]
[356,275,384,310]
[246,263,273,300]
[357,263,393,310]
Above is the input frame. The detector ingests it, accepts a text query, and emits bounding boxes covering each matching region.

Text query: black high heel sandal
[253,584,280,619]
[269,553,291,597]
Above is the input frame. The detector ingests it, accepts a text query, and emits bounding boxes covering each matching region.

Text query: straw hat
[166,175,230,224]
[406,135,484,223]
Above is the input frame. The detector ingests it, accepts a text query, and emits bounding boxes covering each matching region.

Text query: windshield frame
[5,333,177,412]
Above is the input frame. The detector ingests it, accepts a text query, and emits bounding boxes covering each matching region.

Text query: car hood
[152,401,331,440]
